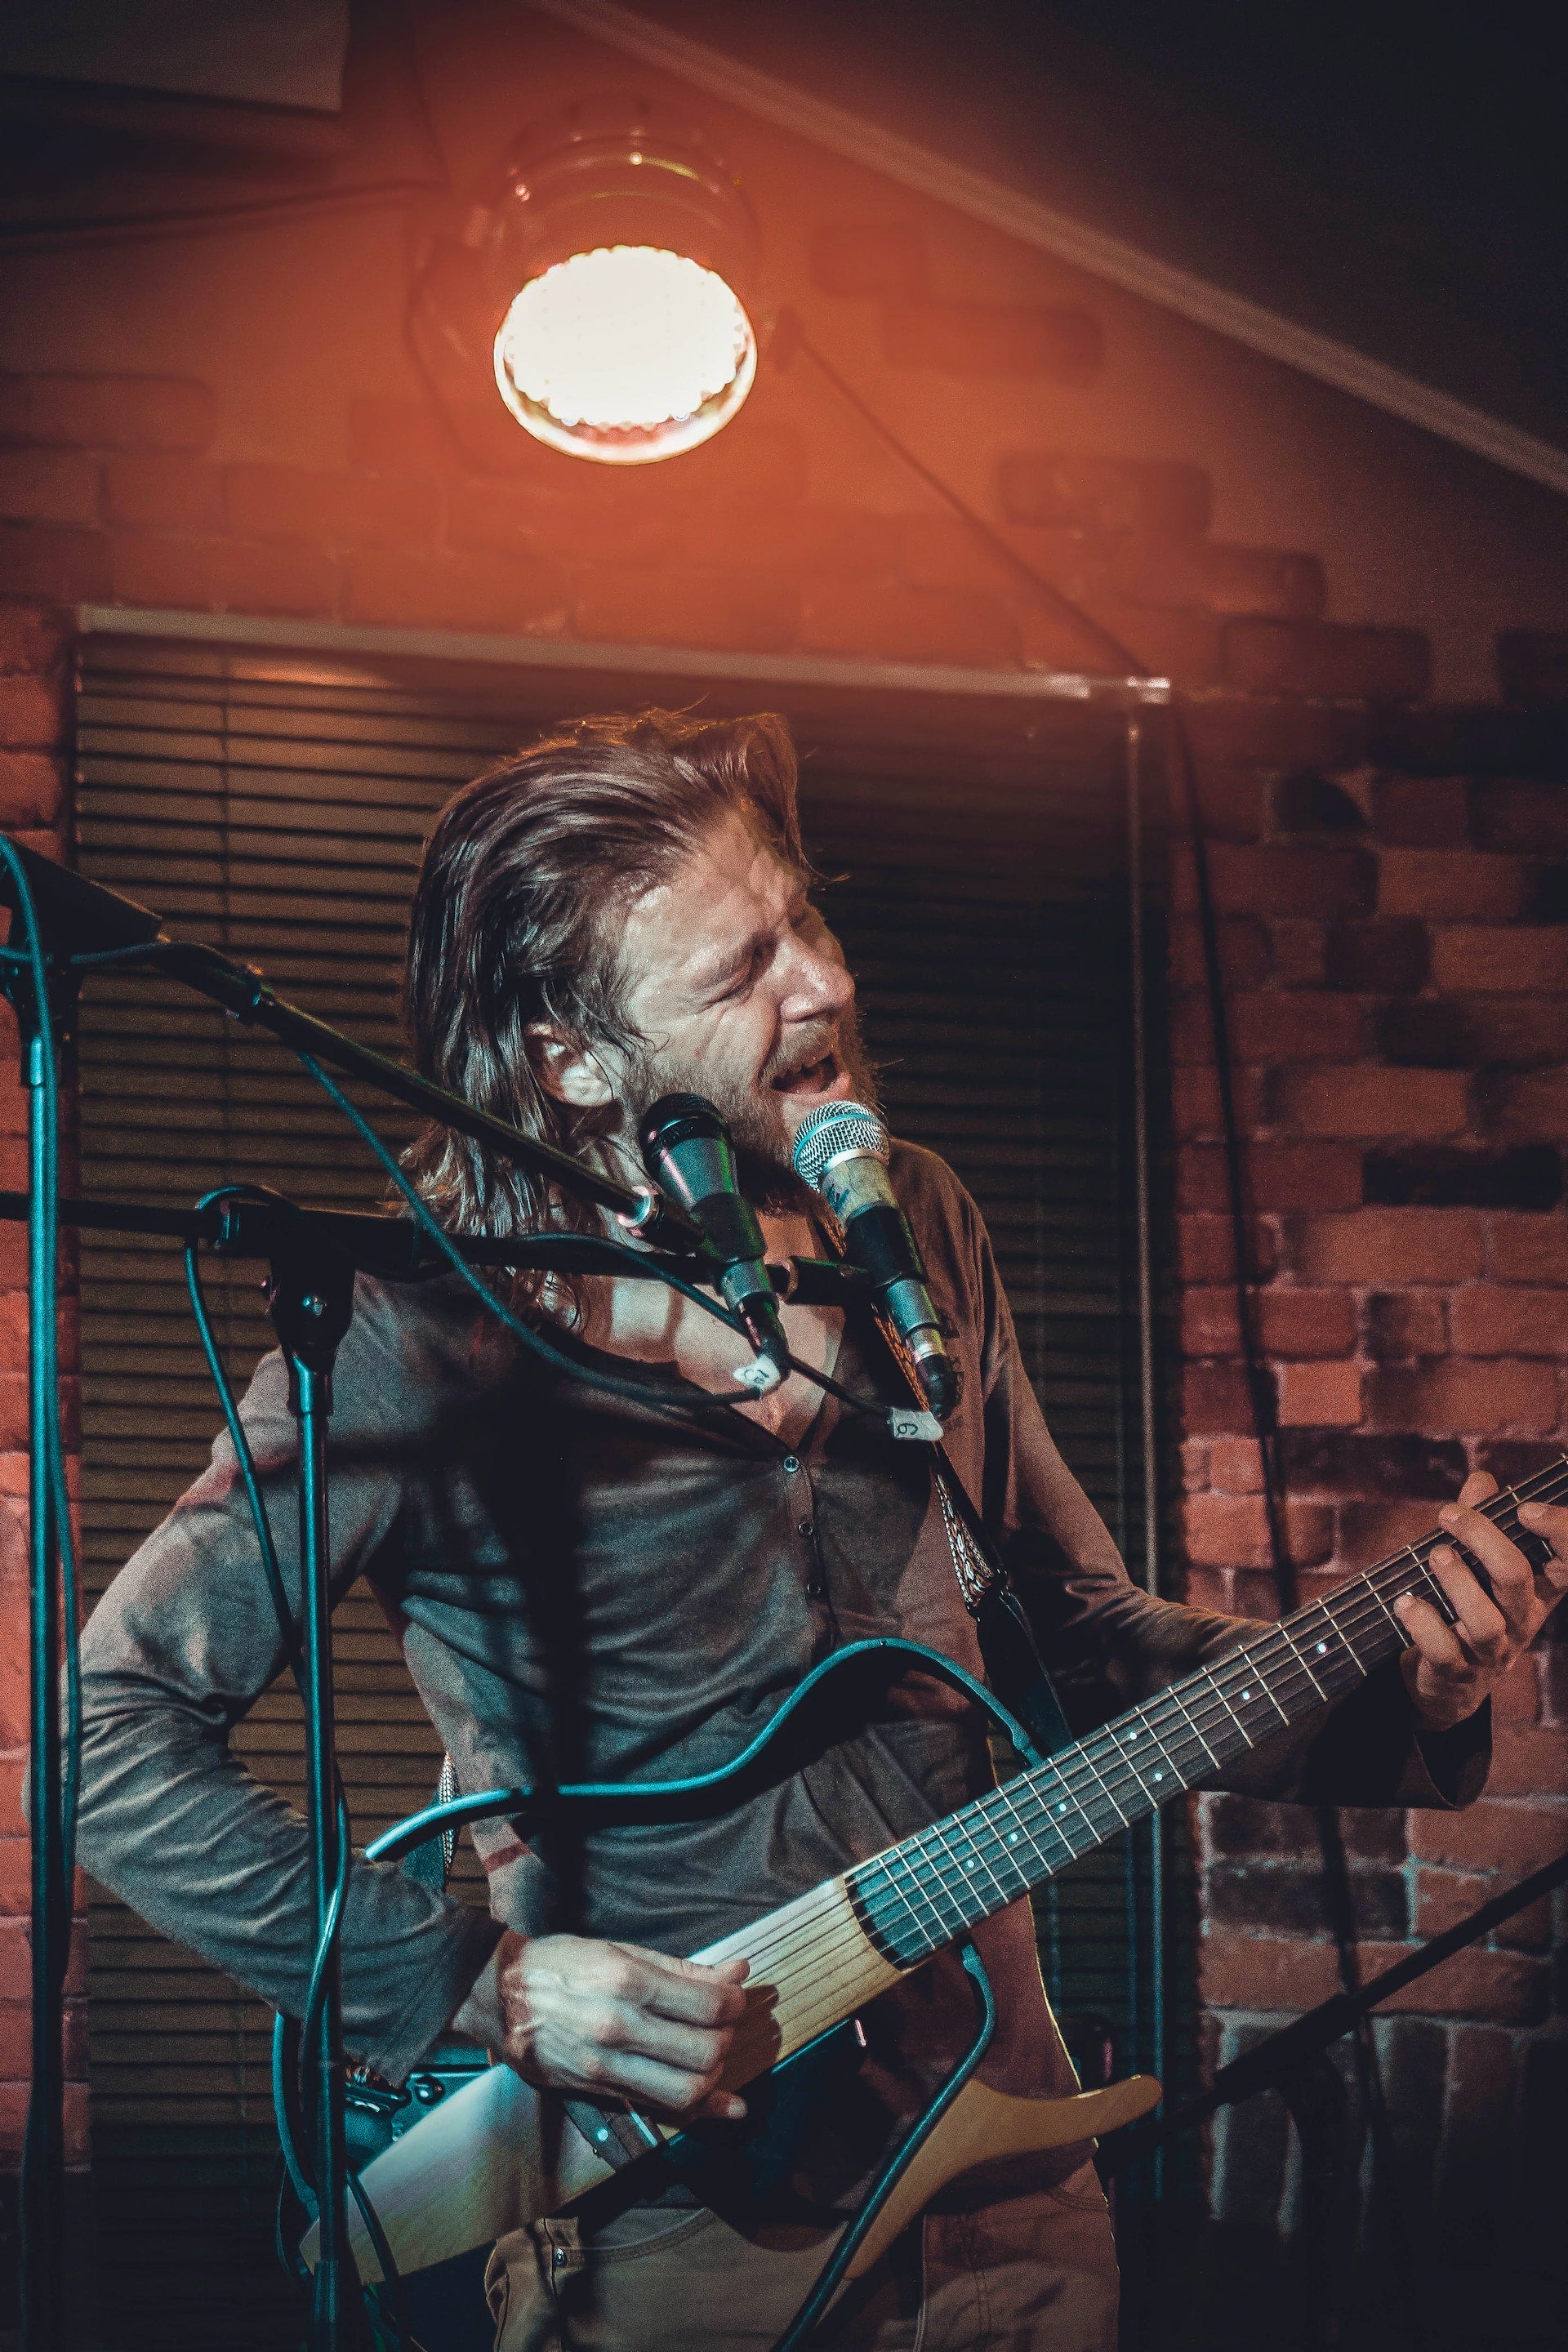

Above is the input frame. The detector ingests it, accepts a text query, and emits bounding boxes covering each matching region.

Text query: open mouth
[772,1051,840,1097]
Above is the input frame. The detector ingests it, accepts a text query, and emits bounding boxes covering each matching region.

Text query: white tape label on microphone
[888,1408,942,1443]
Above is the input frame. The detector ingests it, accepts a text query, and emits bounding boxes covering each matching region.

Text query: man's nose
[783,935,854,1019]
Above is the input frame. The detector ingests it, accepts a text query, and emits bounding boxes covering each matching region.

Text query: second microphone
[639,1094,791,1393]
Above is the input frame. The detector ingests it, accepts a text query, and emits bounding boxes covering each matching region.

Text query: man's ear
[526,1022,617,1109]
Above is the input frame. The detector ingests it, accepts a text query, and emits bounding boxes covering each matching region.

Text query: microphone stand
[0,835,865,2350]
[0,837,697,2352]
[4,947,75,2352]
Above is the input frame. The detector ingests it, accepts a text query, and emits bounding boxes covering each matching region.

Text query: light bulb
[494,243,757,463]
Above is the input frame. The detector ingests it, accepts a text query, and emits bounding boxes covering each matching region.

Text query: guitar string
[706,1541,1495,2053]
[688,1461,1568,2002]
[866,1579,1460,1944]
[880,1457,1568,1913]
[742,1597,1436,2007]
[705,1459,1568,2004]
[577,1461,1568,2107]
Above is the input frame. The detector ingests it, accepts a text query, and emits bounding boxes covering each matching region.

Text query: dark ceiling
[626,0,1568,462]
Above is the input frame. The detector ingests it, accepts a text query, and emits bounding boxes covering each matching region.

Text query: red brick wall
[0,347,1405,692]
[0,180,1566,2267]
[0,602,87,2171]
[1175,733,1568,2250]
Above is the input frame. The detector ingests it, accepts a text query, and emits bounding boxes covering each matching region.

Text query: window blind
[71,637,1179,2345]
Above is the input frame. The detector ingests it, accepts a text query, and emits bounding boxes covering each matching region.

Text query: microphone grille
[791,1100,889,1192]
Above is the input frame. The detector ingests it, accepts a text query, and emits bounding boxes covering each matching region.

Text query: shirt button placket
[784,1455,826,1598]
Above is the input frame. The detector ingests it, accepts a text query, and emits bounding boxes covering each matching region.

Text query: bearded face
[536,808,882,1209]
[624,993,880,1208]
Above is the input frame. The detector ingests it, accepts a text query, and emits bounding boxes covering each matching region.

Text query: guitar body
[317,1894,1160,2287]
[304,1642,1171,2298]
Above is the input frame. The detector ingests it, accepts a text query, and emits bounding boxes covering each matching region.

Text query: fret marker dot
[1240,1689,1251,1702]
[1153,1770,1164,1782]
[1316,1641,1328,1655]
[1058,1802,1069,1815]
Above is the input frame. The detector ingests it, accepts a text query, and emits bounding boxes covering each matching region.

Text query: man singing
[77,710,1566,2350]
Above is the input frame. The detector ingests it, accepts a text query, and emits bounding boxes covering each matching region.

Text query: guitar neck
[848,1452,1568,1968]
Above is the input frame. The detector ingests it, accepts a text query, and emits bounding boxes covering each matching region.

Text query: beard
[624,999,880,1211]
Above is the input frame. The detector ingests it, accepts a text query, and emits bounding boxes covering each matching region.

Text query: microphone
[639,1094,791,1393]
[791,1102,956,1422]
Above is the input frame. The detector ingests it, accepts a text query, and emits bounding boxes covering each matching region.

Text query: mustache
[763,1023,840,1086]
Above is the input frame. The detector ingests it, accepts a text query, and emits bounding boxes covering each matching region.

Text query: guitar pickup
[563,2099,664,2169]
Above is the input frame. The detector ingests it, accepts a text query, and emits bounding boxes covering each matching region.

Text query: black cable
[0,940,166,969]
[787,321,1146,682]
[0,179,446,251]
[298,1050,764,1419]
[185,1207,406,2342]
[787,335,1426,2341]
[185,1194,304,1676]
[292,1046,893,1432]
[1171,737,1427,2349]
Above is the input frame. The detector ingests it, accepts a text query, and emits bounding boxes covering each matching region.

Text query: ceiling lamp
[495,244,754,462]
[467,120,760,466]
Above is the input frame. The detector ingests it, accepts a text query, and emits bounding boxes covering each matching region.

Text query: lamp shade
[480,122,761,464]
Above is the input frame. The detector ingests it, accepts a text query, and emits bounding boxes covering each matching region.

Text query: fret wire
[1032,1757,1105,1850]
[1245,1647,1298,1720]
[926,1787,1025,1919]
[1107,1710,1175,1805]
[848,1455,1568,1959]
[889,1835,971,1948]
[900,1717,1191,1920]
[1070,1733,1134,1827]
[1076,1726,1159,1815]
[1201,1659,1265,1740]
[1217,1604,1367,1715]
[986,1771,1067,1879]
[946,1789,1069,1900]
[887,1824,1000,1940]
[1154,1681,1220,1770]
[1289,1601,1345,1661]
[973,1811,1038,1900]
[1311,1597,1370,1668]
[897,1787,1048,1926]
[861,1853,938,1953]
[1328,1573,1427,1654]
[998,1766,1130,1868]
[944,1800,1018,1914]
[998,1756,1129,1856]
[887,1843,970,1943]
[1335,1567,1423,1634]
[1280,1626,1327,1701]
[893,1776,1083,1931]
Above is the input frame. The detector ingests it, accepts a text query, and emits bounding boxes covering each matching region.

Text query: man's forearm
[78,1698,503,2084]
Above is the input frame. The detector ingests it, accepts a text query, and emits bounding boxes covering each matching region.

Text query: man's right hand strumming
[451,1931,751,2122]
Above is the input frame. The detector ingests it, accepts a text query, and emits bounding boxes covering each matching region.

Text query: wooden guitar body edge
[843,2070,1161,2280]
[307,1877,1162,2290]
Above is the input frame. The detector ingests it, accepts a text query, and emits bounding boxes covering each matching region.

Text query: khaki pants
[484,2163,1119,2352]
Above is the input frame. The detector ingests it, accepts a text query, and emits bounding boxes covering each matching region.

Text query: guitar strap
[929,1447,1074,1763]
[874,1315,1074,1765]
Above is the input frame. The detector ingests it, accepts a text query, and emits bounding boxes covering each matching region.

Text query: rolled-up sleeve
[75,1276,505,2084]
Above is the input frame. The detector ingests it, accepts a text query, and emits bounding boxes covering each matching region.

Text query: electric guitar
[309,1456,1557,2310]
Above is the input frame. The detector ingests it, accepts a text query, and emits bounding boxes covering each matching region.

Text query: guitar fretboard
[849,1454,1565,1967]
